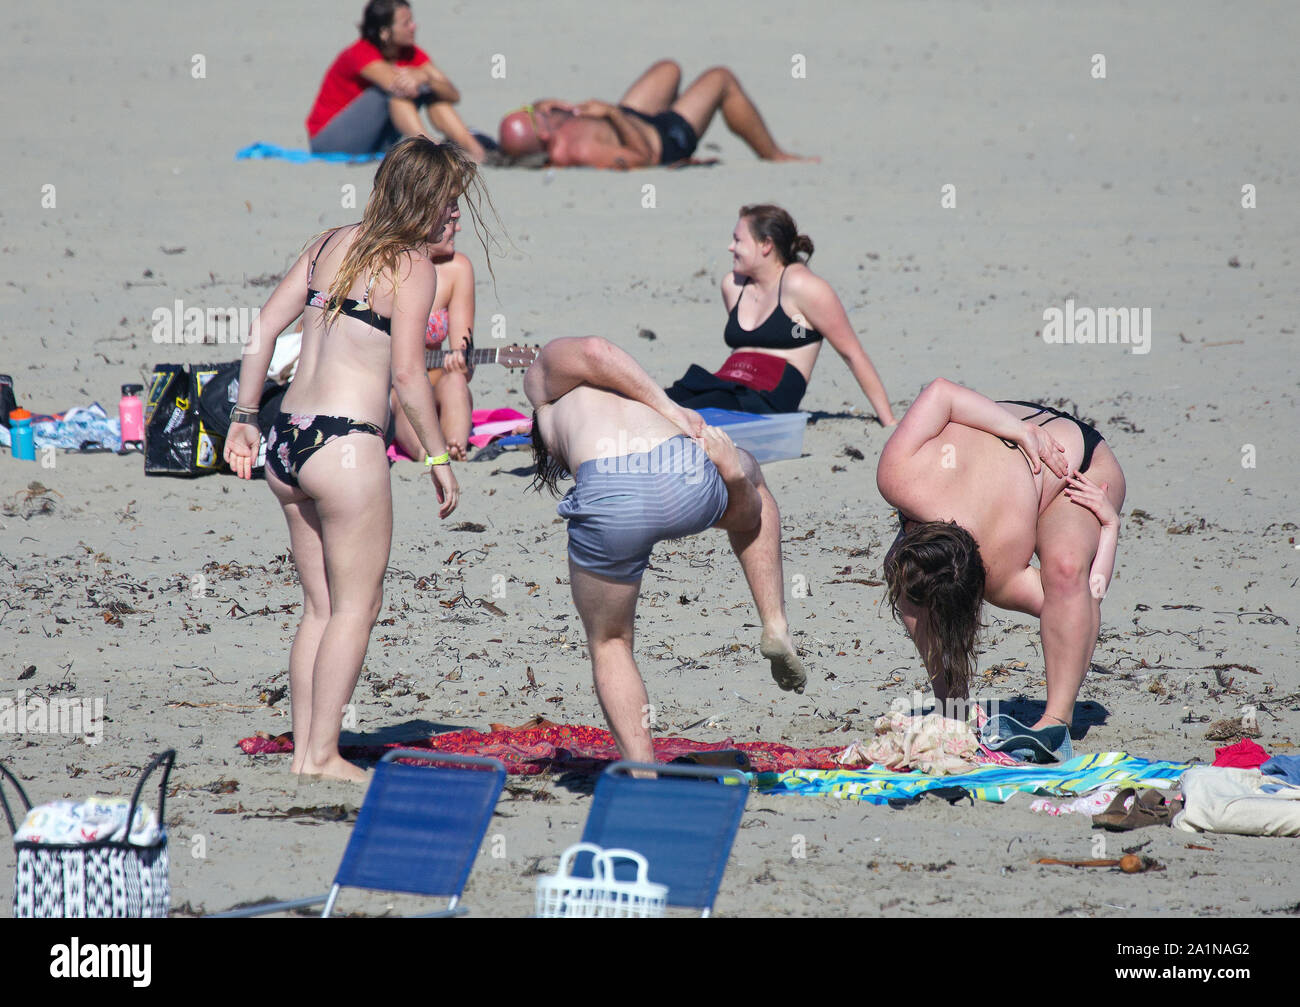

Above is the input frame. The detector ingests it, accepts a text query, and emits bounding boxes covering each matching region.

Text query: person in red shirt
[307,0,487,162]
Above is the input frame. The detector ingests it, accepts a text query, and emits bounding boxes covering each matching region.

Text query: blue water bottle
[10,409,35,460]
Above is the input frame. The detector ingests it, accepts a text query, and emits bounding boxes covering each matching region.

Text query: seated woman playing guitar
[389,229,476,461]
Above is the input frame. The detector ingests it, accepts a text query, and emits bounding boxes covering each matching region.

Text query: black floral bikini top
[304,229,391,335]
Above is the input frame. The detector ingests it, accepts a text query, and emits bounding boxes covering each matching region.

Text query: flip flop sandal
[1091,787,1137,828]
[1095,789,1174,831]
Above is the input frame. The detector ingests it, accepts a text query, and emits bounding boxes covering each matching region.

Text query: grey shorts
[557,436,729,582]
[309,86,435,155]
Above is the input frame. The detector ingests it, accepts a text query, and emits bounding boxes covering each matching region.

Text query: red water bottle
[119,383,144,451]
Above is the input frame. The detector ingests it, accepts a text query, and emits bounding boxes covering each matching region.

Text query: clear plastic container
[711,411,810,463]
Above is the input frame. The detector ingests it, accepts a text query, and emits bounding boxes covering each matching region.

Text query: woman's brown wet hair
[738,203,814,265]
[883,520,986,697]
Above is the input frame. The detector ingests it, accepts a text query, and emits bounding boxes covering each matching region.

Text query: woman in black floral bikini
[224,137,490,781]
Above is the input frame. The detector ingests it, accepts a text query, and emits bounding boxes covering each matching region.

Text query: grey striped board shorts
[557,435,729,582]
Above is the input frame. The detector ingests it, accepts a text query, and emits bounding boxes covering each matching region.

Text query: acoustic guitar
[424,343,540,386]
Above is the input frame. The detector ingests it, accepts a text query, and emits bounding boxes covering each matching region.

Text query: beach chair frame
[211,750,505,918]
[578,760,749,917]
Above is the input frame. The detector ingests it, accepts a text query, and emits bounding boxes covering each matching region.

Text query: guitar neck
[425,347,497,370]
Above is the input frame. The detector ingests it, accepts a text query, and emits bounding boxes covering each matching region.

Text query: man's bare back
[536,385,687,468]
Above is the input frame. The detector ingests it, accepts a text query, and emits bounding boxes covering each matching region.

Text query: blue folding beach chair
[576,761,749,917]
[212,751,505,918]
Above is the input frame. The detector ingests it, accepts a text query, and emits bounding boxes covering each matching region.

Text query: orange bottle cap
[9,409,31,421]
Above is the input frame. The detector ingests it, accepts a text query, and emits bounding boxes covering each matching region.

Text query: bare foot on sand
[771,151,820,163]
[760,629,806,694]
[298,756,369,783]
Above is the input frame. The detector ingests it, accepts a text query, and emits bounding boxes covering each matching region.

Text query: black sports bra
[304,229,391,335]
[724,268,822,350]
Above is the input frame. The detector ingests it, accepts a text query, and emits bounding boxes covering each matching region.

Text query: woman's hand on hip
[1020,423,1068,477]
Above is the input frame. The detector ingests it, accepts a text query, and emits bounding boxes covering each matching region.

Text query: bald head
[499,110,544,158]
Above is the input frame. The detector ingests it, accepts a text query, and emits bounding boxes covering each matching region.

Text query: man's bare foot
[770,151,819,163]
[298,756,369,783]
[760,629,806,694]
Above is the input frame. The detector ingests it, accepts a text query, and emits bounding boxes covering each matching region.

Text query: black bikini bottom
[998,400,1105,473]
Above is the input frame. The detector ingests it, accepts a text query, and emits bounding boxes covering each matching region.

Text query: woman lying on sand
[876,379,1125,755]
[225,138,487,781]
[665,204,895,423]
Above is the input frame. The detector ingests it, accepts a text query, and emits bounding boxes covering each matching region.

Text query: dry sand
[1,1,1297,918]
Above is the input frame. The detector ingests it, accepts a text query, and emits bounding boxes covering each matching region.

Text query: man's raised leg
[569,560,655,762]
[618,59,682,115]
[672,67,816,162]
[705,432,806,693]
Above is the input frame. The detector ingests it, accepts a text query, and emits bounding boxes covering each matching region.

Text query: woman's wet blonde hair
[322,137,495,324]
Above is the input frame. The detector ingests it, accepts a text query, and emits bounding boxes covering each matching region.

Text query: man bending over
[525,336,805,762]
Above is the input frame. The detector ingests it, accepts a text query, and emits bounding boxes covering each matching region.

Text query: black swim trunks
[619,106,699,164]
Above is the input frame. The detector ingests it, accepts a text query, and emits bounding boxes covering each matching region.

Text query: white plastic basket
[536,842,668,918]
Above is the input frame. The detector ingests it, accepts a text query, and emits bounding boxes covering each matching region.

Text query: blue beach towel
[754,752,1194,805]
[236,143,384,165]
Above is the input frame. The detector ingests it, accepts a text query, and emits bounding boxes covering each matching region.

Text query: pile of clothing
[15,796,162,846]
[1174,742,1300,837]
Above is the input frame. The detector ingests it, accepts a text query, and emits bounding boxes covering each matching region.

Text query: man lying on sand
[877,379,1125,760]
[525,337,805,762]
[497,59,816,169]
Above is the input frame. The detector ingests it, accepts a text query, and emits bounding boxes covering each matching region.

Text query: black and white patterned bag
[2,751,174,918]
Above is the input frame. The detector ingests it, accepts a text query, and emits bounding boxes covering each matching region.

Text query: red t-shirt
[306,39,431,137]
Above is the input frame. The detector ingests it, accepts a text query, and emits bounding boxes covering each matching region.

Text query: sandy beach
[1,0,1298,919]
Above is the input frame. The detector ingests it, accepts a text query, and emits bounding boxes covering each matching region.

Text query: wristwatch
[229,405,260,426]
[424,452,451,467]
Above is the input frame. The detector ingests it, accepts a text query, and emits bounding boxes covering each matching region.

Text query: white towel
[1173,766,1300,837]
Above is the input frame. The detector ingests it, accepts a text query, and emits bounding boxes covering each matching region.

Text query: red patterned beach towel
[238,719,846,775]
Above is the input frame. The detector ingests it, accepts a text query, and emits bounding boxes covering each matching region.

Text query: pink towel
[386,407,533,461]
[468,407,531,448]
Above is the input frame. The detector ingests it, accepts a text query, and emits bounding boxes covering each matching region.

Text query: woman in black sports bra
[222,138,493,782]
[665,203,896,422]
[876,378,1126,752]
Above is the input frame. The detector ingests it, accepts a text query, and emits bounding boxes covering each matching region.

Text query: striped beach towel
[755,752,1194,805]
